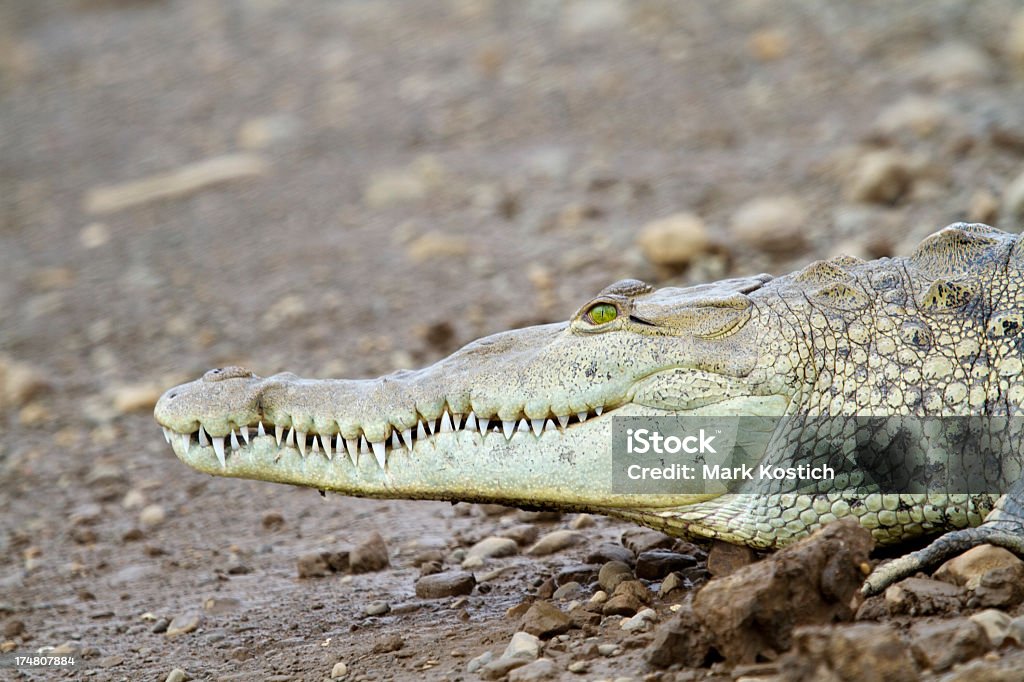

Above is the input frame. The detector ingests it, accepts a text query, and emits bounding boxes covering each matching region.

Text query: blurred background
[2,0,1024,677]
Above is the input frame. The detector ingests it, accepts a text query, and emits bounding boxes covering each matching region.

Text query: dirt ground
[3,1,1024,680]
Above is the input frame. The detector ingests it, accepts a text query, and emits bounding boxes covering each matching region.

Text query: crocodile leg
[863,480,1024,595]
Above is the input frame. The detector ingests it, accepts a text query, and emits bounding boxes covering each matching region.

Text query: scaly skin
[155,223,1024,593]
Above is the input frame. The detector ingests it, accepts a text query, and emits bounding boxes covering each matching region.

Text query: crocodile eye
[585,303,618,325]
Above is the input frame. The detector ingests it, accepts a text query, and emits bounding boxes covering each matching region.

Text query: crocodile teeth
[240,425,250,444]
[296,430,307,456]
[517,418,530,436]
[417,421,428,441]
[531,419,544,437]
[426,418,436,435]
[275,424,284,446]
[345,436,358,466]
[390,431,401,452]
[595,406,603,416]
[371,440,386,469]
[257,421,266,437]
[198,425,210,447]
[465,413,477,432]
[440,411,454,433]
[162,427,171,443]
[557,414,569,429]
[230,430,240,450]
[402,428,413,452]
[212,436,226,468]
[359,436,369,454]
[321,435,332,459]
[311,433,320,454]
[180,433,191,451]
[577,412,587,423]
[502,420,515,440]
[452,413,463,430]
[477,415,488,436]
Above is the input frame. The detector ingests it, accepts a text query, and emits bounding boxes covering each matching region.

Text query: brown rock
[690,520,873,664]
[844,150,915,204]
[646,604,714,668]
[597,561,634,592]
[635,213,712,267]
[415,571,476,599]
[973,564,1024,608]
[526,530,584,556]
[730,196,808,254]
[635,550,698,580]
[910,618,991,672]
[602,594,643,617]
[706,540,754,577]
[612,579,652,605]
[934,545,1024,590]
[884,577,964,616]
[349,532,389,573]
[296,553,330,579]
[621,528,675,554]
[779,623,919,682]
[520,601,572,639]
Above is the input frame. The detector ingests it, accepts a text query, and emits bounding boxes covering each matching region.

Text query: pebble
[569,514,595,529]
[884,577,964,616]
[110,382,163,414]
[79,222,111,249]
[589,590,608,604]
[555,564,599,586]
[843,149,916,204]
[414,571,476,599]
[1001,169,1024,222]
[706,541,754,577]
[364,601,390,617]
[237,114,300,150]
[621,608,657,632]
[0,355,50,410]
[349,532,390,573]
[730,196,808,254]
[635,550,697,580]
[567,660,588,674]
[934,545,1024,590]
[501,524,541,546]
[406,231,469,262]
[521,601,572,638]
[597,643,619,656]
[330,661,348,678]
[296,553,330,578]
[598,561,634,592]
[585,543,634,566]
[261,511,286,531]
[364,157,444,208]
[874,96,952,138]
[620,528,674,554]
[779,623,919,681]
[165,669,188,682]
[910,618,990,672]
[139,505,166,527]
[970,609,1012,647]
[635,213,712,267]
[659,572,687,598]
[507,658,557,681]
[526,530,584,556]
[467,651,493,673]
[165,613,202,638]
[552,581,583,600]
[466,536,519,561]
[911,42,994,88]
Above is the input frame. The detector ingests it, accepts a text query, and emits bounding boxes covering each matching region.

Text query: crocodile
[154,222,1024,594]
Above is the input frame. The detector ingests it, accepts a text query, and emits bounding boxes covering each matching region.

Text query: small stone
[467,536,519,561]
[598,561,634,592]
[844,150,916,204]
[748,28,789,61]
[934,545,1024,590]
[569,514,595,529]
[364,158,443,208]
[79,222,111,249]
[110,382,164,414]
[237,115,300,150]
[1008,615,1024,646]
[621,528,675,554]
[165,613,202,638]
[521,601,572,638]
[349,532,389,573]
[296,553,330,579]
[621,607,657,632]
[911,42,994,87]
[406,231,469,262]
[589,590,608,604]
[526,530,584,556]
[585,543,634,565]
[597,643,618,656]
[602,594,642,617]
[501,524,540,546]
[730,196,808,254]
[370,634,403,654]
[165,669,189,682]
[330,661,348,678]
[0,355,50,410]
[415,571,476,599]
[567,660,588,673]
[635,550,698,580]
[467,651,493,673]
[874,96,952,138]
[974,564,1024,608]
[139,505,166,528]
[659,572,687,598]
[706,541,754,577]
[507,658,557,681]
[1001,169,1024,223]
[261,511,286,531]
[970,609,1012,647]
[779,623,919,682]
[555,564,599,586]
[2,620,25,638]
[552,582,583,600]
[364,601,390,617]
[885,577,964,616]
[636,213,712,267]
[503,631,541,660]
[910,618,991,672]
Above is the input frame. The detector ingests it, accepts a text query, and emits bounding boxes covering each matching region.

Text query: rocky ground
[3,1,1024,680]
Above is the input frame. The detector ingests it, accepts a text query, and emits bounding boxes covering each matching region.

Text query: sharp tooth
[517,418,530,435]
[212,437,226,468]
[465,412,478,432]
[345,437,358,465]
[321,435,332,459]
[426,418,436,435]
[298,430,309,455]
[390,431,400,451]
[257,421,266,437]
[502,420,515,440]
[440,411,454,433]
[417,420,428,441]
[595,406,603,416]
[162,427,171,443]
[230,430,240,450]
[275,424,284,446]
[198,425,210,447]
[544,418,555,432]
[311,433,320,454]
[402,428,413,452]
[531,419,544,436]
[371,440,386,469]
[478,416,489,436]
[359,436,369,454]
[240,425,250,444]
[181,433,191,451]
[557,414,569,429]
[577,412,587,423]
[452,413,463,430]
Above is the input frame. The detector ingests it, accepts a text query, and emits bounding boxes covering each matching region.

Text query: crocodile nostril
[203,366,255,382]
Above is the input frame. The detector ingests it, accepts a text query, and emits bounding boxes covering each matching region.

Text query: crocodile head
[154,276,795,515]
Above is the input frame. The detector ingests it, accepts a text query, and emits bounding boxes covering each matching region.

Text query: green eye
[586,303,618,325]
